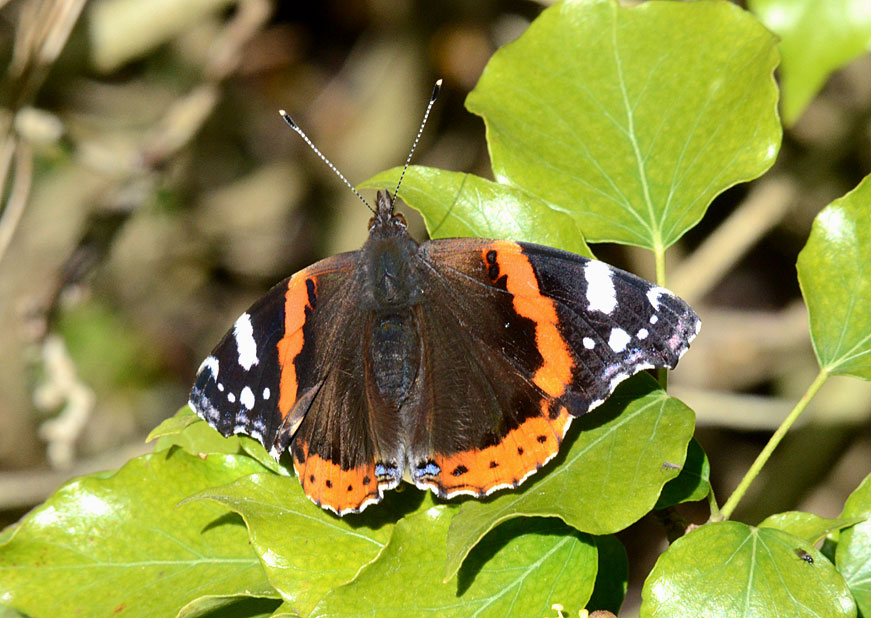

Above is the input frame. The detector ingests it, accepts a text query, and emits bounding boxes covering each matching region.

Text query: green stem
[718,369,830,521]
[654,244,668,389]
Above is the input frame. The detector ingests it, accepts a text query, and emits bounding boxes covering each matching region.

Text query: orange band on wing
[486,242,574,399]
[277,274,316,419]
[428,400,572,497]
[293,443,380,515]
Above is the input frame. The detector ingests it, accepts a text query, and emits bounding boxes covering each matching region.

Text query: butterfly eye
[394,213,407,227]
[368,216,376,228]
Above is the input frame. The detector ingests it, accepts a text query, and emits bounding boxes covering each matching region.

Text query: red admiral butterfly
[188,81,700,515]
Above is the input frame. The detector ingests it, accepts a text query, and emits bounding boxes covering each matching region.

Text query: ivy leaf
[0,451,275,618]
[190,473,407,617]
[655,438,711,509]
[151,407,283,474]
[836,473,871,615]
[444,374,694,580]
[759,511,865,545]
[312,507,597,617]
[361,166,592,257]
[466,0,780,251]
[749,0,871,125]
[797,173,871,379]
[641,521,857,617]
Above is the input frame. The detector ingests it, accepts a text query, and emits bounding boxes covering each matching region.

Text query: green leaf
[362,167,592,257]
[655,437,711,509]
[759,511,865,544]
[190,473,407,617]
[147,405,202,442]
[444,374,694,580]
[313,507,597,617]
[178,596,282,618]
[587,535,628,615]
[836,473,871,615]
[797,173,871,379]
[749,0,871,125]
[466,0,781,250]
[0,451,274,618]
[641,521,857,617]
[152,407,283,474]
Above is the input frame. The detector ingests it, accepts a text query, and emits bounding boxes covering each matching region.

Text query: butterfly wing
[407,238,700,498]
[188,252,400,515]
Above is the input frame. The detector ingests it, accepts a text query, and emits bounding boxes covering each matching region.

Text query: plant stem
[654,244,668,389]
[718,368,830,521]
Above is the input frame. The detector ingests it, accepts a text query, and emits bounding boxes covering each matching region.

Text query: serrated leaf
[0,451,273,618]
[190,473,409,617]
[749,0,871,125]
[587,535,628,615]
[797,173,871,379]
[641,521,857,618]
[361,167,592,257]
[444,374,694,580]
[759,511,865,545]
[836,473,871,615]
[466,0,781,251]
[312,507,597,618]
[655,437,711,509]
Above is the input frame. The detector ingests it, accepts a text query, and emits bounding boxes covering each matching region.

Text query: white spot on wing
[649,314,659,325]
[233,313,259,370]
[608,328,631,352]
[263,387,270,400]
[197,356,219,378]
[647,286,666,310]
[227,392,236,403]
[217,383,224,392]
[637,328,649,340]
[240,386,255,410]
[585,260,617,314]
[583,337,596,350]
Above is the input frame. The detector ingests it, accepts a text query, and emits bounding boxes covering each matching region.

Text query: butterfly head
[369,190,407,234]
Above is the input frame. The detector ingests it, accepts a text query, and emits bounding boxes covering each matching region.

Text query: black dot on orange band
[486,250,497,264]
[489,460,499,468]
[309,474,315,483]
[347,484,353,491]
[517,446,524,455]
[537,435,548,443]
[325,480,332,488]
[452,465,468,477]
[363,476,371,485]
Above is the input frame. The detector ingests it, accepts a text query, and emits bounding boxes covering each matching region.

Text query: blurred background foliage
[0,0,870,614]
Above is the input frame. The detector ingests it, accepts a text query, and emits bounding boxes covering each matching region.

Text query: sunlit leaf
[749,0,871,124]
[362,166,592,257]
[641,521,857,617]
[313,506,597,617]
[0,451,274,618]
[797,172,871,379]
[466,0,780,250]
[836,473,871,615]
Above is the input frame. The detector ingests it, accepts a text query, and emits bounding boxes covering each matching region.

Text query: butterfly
[187,82,700,516]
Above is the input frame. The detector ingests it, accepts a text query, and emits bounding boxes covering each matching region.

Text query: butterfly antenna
[279,110,375,215]
[393,78,442,203]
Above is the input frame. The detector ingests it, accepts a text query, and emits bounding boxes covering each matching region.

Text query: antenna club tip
[279,110,298,129]
[431,79,443,101]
